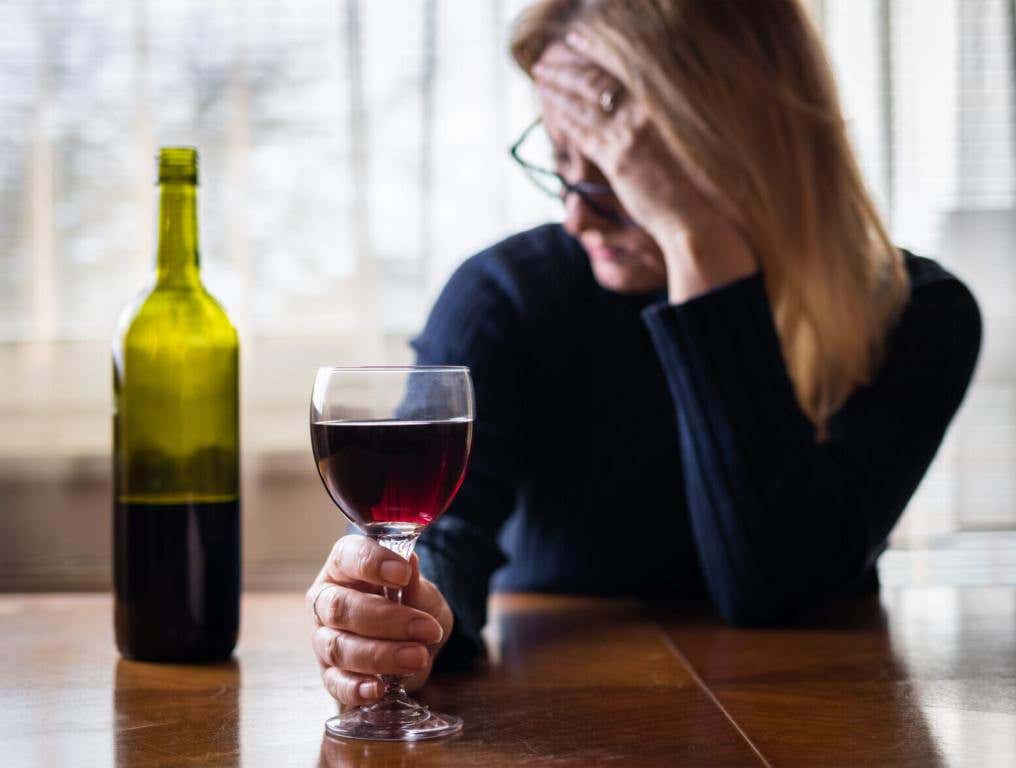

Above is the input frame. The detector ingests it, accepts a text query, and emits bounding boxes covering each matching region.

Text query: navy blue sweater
[413,223,980,658]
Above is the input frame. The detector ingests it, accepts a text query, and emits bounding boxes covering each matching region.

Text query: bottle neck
[156,182,200,287]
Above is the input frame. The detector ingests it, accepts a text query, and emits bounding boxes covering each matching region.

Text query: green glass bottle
[113,147,240,661]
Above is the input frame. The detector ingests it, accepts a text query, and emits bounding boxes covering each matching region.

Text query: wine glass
[310,365,474,741]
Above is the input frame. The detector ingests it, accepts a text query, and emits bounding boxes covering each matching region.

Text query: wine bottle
[113,147,240,661]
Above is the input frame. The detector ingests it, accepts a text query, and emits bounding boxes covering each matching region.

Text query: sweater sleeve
[410,256,527,664]
[641,272,981,626]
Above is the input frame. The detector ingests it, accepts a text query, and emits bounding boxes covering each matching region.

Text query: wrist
[661,226,757,304]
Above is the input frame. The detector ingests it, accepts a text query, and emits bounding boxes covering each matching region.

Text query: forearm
[668,386,869,624]
[642,278,892,624]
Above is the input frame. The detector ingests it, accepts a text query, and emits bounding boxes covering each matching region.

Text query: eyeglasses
[509,117,635,226]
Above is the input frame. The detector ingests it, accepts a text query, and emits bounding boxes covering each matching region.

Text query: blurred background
[2,0,1014,592]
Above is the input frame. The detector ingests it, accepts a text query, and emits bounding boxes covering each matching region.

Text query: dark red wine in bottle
[114,499,240,661]
[310,419,472,529]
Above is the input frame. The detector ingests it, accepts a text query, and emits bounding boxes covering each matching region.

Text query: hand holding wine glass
[309,366,473,741]
[307,535,453,705]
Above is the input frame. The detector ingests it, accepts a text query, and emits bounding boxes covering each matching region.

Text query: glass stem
[370,529,421,703]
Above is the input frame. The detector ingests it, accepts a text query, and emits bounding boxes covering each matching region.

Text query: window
[2,0,1013,588]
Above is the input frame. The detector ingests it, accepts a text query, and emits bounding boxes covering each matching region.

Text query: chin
[589,258,663,295]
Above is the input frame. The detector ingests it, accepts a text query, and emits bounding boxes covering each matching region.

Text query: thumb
[402,553,453,640]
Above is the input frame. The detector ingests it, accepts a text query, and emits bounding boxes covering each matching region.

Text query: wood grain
[0,593,763,767]
[656,589,1016,768]
[4,588,1012,766]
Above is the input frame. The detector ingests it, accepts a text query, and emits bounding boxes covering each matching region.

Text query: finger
[313,626,431,676]
[533,60,614,108]
[402,556,451,623]
[306,574,379,631]
[539,83,602,132]
[324,535,413,590]
[540,86,602,150]
[321,667,382,707]
[565,30,627,82]
[538,39,590,68]
[402,555,455,648]
[555,105,621,178]
[541,37,622,83]
[314,583,444,643]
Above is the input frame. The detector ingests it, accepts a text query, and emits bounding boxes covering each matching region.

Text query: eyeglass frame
[508,116,636,226]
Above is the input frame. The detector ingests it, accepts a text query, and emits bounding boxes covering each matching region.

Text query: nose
[561,155,605,238]
[562,192,602,238]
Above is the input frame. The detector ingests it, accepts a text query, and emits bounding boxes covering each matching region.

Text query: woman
[306,0,981,707]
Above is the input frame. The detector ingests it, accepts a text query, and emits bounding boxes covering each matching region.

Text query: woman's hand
[532,36,756,302]
[307,535,453,706]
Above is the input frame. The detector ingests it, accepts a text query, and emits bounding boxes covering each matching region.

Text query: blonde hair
[511,0,909,437]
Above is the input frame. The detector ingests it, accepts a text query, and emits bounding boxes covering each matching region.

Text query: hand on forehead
[535,39,607,146]
[537,39,587,67]
[535,42,575,140]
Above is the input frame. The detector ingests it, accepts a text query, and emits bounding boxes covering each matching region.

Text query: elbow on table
[717,603,795,629]
[705,539,873,628]
[719,606,795,629]
[712,587,801,628]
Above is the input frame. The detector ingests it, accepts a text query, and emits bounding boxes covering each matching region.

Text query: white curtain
[1,0,1013,537]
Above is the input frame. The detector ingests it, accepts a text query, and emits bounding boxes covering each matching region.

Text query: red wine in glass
[311,418,472,530]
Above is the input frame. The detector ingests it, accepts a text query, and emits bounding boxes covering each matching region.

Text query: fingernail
[409,617,443,644]
[566,31,586,48]
[358,681,378,700]
[380,559,411,586]
[395,645,428,671]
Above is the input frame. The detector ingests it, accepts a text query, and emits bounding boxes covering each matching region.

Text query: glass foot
[325,691,462,742]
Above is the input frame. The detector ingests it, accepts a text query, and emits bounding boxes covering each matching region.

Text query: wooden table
[2,588,1014,767]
